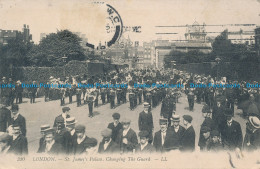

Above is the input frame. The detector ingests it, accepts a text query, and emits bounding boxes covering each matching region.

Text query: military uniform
[187,90,195,111]
[76,88,82,107]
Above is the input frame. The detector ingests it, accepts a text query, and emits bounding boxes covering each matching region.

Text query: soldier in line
[98,128,120,154]
[181,115,195,152]
[135,130,155,154]
[138,102,154,144]
[8,125,28,155]
[43,82,49,102]
[109,88,116,109]
[87,88,96,118]
[116,118,138,154]
[116,88,122,105]
[15,80,23,104]
[94,87,99,107]
[60,87,66,106]
[28,81,38,104]
[161,92,175,126]
[128,84,135,110]
[187,89,195,111]
[100,87,106,105]
[37,124,51,153]
[107,113,123,142]
[76,87,82,107]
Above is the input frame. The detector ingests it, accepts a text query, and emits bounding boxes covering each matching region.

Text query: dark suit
[198,117,218,150]
[220,120,243,150]
[116,128,138,153]
[107,122,123,142]
[9,114,26,136]
[53,114,70,127]
[181,126,195,152]
[98,139,120,154]
[73,136,91,155]
[243,129,260,151]
[138,111,154,143]
[165,125,185,150]
[0,107,11,132]
[153,130,172,153]
[37,137,45,153]
[8,135,28,155]
[63,130,77,154]
[37,141,64,155]
[136,143,155,154]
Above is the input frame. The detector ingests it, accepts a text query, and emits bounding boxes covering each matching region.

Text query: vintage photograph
[0,0,260,168]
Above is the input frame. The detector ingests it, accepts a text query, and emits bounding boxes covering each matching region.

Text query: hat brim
[249,116,260,129]
[66,121,77,126]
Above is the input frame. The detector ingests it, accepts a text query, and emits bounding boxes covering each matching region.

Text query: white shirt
[123,127,130,137]
[174,126,179,133]
[227,119,233,127]
[140,142,148,151]
[70,129,75,136]
[161,130,167,146]
[77,135,86,144]
[104,139,112,150]
[45,140,55,152]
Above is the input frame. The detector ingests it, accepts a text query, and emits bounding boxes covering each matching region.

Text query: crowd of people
[0,68,260,155]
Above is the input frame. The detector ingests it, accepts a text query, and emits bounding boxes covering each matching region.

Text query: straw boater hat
[40,124,51,132]
[249,116,260,129]
[66,117,77,126]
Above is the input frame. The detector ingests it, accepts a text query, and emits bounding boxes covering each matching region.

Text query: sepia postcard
[0,0,260,168]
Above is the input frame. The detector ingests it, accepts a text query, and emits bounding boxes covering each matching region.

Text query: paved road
[17,93,247,153]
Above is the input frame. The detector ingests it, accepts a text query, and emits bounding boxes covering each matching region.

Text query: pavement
[17,93,248,153]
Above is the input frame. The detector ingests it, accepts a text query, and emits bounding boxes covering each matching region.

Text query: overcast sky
[0,0,259,45]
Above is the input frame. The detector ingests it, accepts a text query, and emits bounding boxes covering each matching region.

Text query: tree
[27,30,86,67]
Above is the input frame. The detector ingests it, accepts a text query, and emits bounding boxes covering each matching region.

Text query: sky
[0,0,260,46]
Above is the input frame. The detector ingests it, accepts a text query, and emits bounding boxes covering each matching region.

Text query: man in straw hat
[138,102,154,144]
[37,124,51,153]
[243,115,260,151]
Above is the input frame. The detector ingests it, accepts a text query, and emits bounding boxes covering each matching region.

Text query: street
[18,93,248,153]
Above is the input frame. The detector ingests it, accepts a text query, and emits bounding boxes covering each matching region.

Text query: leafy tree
[27,30,86,67]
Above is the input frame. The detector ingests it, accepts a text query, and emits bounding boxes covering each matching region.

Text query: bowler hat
[112,113,120,119]
[249,116,260,129]
[62,107,70,112]
[201,126,211,133]
[138,130,149,138]
[183,115,193,123]
[101,128,112,137]
[202,105,211,113]
[11,104,19,111]
[75,124,86,133]
[224,108,233,117]
[159,118,168,125]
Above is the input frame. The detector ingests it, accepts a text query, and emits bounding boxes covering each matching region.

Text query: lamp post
[215,57,221,80]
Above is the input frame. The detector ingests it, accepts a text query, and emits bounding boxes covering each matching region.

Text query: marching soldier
[138,102,154,144]
[110,88,116,109]
[128,85,135,110]
[43,82,49,102]
[116,88,122,105]
[100,88,106,105]
[29,81,38,104]
[145,89,152,112]
[76,87,82,107]
[138,88,143,105]
[135,130,155,154]
[60,87,66,106]
[116,118,138,154]
[187,89,195,111]
[161,93,175,126]
[94,87,99,107]
[87,89,96,118]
